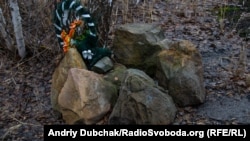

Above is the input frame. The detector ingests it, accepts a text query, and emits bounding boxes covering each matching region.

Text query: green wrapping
[53,0,112,69]
[74,39,112,69]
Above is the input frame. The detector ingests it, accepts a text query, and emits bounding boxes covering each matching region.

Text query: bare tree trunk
[9,0,26,58]
[0,8,15,51]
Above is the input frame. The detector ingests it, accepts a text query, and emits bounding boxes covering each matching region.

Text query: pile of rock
[51,23,206,125]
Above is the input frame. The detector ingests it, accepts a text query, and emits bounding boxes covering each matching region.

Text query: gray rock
[109,69,177,125]
[156,40,205,107]
[91,56,114,74]
[112,23,165,76]
[103,63,127,88]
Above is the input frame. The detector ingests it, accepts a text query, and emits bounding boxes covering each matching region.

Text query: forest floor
[0,0,250,140]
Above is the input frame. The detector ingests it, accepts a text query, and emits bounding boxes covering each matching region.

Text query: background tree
[0,7,14,51]
[9,0,26,58]
[0,0,116,59]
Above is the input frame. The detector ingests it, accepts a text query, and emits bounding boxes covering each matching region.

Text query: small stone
[91,57,114,74]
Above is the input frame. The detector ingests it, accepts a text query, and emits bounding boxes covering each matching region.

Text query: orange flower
[68,28,75,38]
[61,19,83,53]
[61,30,67,39]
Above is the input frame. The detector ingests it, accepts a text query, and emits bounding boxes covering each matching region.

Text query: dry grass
[0,0,243,57]
[0,0,59,56]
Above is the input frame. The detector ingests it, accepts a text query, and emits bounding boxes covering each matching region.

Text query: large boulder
[109,69,177,125]
[58,68,118,125]
[51,48,87,113]
[103,63,127,88]
[112,23,166,76]
[156,40,205,107]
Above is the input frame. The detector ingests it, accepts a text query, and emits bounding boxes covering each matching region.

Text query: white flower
[82,50,94,60]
